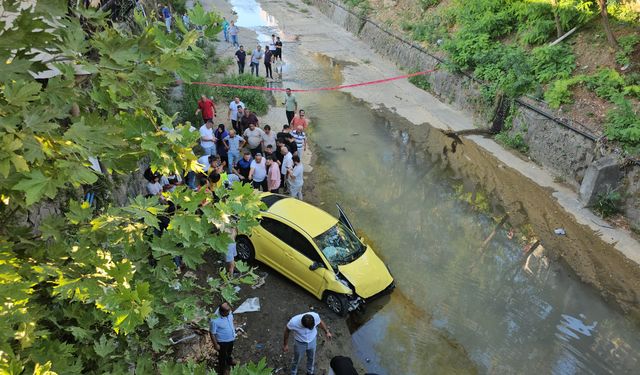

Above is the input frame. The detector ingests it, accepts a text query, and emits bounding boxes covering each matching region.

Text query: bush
[604,98,640,153]
[408,71,432,91]
[530,44,576,83]
[591,189,623,218]
[544,75,585,108]
[584,68,626,101]
[211,74,269,115]
[616,34,640,67]
[495,131,529,153]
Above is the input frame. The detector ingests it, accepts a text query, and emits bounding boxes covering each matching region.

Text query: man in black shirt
[275,36,283,60]
[284,133,298,156]
[235,45,246,74]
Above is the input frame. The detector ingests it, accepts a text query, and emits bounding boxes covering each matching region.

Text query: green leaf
[94,334,117,358]
[149,328,169,352]
[3,80,42,107]
[12,170,60,206]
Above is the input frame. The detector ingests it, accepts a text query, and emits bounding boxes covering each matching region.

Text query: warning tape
[187,69,437,92]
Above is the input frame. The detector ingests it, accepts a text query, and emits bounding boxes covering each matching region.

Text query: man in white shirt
[248,153,268,191]
[280,145,293,191]
[199,119,216,156]
[227,97,245,133]
[287,155,304,200]
[283,312,332,375]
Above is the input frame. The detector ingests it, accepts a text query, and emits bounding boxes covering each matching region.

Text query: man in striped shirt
[291,125,307,156]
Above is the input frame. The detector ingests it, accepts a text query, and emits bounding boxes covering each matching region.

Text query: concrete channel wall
[307,0,639,230]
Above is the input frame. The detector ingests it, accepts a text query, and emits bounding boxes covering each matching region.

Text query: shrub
[604,98,640,153]
[408,71,432,91]
[544,75,585,108]
[495,131,529,153]
[530,44,576,83]
[591,189,623,218]
[211,74,269,115]
[584,68,626,101]
[616,34,640,67]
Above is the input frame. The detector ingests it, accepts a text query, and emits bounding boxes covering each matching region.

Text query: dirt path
[190,0,364,373]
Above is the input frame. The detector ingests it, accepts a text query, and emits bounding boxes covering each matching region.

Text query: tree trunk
[551,0,563,38]
[598,0,618,48]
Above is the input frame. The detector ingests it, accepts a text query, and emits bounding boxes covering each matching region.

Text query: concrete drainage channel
[212,0,640,373]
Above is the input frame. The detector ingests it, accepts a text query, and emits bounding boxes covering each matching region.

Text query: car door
[336,203,356,233]
[253,217,294,275]
[283,225,329,298]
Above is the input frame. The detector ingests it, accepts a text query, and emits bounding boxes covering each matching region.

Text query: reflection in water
[231,1,640,374]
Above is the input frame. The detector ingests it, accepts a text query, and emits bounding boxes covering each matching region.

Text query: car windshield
[314,222,365,266]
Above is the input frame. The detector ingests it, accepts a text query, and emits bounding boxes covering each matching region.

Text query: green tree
[0,1,268,374]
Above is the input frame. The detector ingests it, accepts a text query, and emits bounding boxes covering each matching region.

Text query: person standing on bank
[267,155,281,193]
[161,4,171,33]
[243,122,265,156]
[283,311,332,375]
[210,302,237,375]
[250,45,264,77]
[199,119,216,156]
[229,21,239,46]
[287,155,304,200]
[249,153,268,191]
[228,97,245,133]
[222,17,230,43]
[264,44,274,80]
[275,36,283,61]
[283,88,298,126]
[290,109,308,129]
[235,45,246,75]
[195,94,216,123]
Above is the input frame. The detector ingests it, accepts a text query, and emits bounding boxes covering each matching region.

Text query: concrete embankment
[257,0,640,317]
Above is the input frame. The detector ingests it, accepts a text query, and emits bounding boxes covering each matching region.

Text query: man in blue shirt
[161,4,171,33]
[209,302,236,374]
[223,129,246,173]
[234,151,253,183]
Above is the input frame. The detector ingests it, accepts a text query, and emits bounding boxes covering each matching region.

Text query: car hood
[337,246,393,298]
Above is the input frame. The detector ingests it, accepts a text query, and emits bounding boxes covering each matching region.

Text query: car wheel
[324,292,349,317]
[235,236,255,262]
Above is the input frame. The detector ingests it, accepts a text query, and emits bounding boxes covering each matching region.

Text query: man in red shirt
[195,94,216,122]
[289,109,308,130]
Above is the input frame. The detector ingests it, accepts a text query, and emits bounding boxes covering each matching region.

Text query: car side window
[287,229,323,264]
[260,217,290,243]
[261,218,323,264]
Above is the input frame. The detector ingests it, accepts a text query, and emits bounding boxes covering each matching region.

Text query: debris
[554,228,566,235]
[255,343,265,350]
[234,286,241,293]
[351,132,359,136]
[169,333,197,345]
[251,274,268,289]
[234,297,260,314]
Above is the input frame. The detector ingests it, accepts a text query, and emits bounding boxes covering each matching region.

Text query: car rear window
[260,194,287,209]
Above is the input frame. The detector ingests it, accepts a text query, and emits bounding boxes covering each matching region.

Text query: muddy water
[230,1,640,374]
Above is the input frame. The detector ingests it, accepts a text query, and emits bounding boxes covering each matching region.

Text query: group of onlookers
[234,34,283,80]
[146,90,309,201]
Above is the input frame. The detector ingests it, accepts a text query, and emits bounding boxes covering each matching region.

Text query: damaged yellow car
[235,193,395,316]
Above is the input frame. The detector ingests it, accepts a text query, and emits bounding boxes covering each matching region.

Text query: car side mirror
[309,262,323,271]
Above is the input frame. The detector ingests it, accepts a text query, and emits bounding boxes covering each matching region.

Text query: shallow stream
[230,1,640,373]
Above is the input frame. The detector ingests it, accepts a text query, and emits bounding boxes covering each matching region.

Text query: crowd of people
[140,11,366,375]
[233,34,284,81]
[145,90,308,202]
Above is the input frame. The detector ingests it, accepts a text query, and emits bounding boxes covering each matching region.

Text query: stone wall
[307,0,639,230]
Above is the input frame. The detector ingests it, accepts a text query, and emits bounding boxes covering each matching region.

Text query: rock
[579,156,621,207]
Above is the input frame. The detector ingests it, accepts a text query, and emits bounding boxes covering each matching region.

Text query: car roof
[261,193,337,237]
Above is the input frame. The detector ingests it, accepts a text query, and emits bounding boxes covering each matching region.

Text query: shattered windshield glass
[314,222,365,266]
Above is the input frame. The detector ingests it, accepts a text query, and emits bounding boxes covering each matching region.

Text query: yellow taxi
[236,193,395,316]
